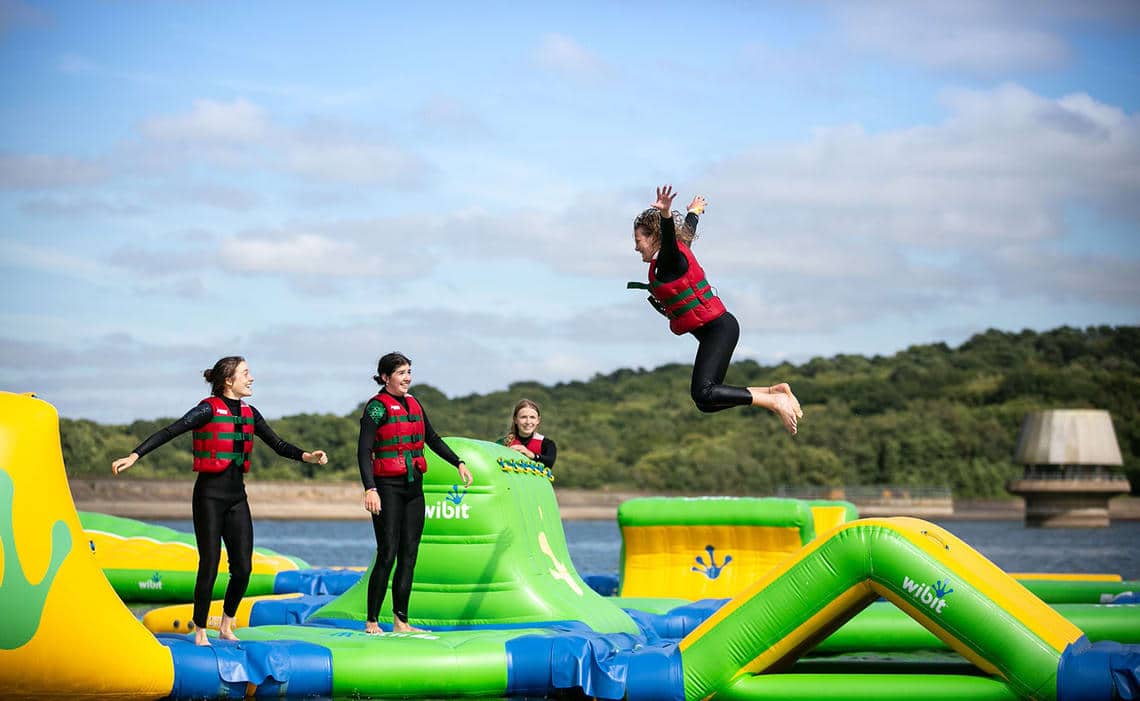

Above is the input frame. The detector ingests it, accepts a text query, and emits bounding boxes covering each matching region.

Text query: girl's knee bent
[691,388,719,413]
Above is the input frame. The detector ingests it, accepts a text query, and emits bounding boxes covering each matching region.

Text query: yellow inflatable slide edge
[0,391,173,698]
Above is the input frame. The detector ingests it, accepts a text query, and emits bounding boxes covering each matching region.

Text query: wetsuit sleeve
[535,437,557,468]
[131,403,213,458]
[685,211,700,237]
[422,407,463,468]
[251,406,305,461]
[358,400,385,492]
[653,211,689,282]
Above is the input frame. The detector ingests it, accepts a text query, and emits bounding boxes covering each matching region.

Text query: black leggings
[191,491,253,628]
[690,312,753,413]
[367,477,426,623]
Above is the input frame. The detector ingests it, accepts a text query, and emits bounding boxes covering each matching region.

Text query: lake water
[152,518,1140,580]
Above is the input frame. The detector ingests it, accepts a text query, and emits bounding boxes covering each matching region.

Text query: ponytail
[203,356,245,397]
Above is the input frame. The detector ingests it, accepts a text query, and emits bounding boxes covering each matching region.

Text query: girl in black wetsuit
[358,351,473,634]
[499,398,557,469]
[632,185,803,434]
[110,356,328,646]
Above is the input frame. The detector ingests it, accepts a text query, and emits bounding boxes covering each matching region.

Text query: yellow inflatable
[0,392,174,697]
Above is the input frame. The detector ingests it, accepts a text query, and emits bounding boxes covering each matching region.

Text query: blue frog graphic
[446,484,467,505]
[691,544,732,580]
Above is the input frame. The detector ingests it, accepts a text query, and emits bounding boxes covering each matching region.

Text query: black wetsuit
[357,390,464,624]
[655,212,753,412]
[130,397,305,628]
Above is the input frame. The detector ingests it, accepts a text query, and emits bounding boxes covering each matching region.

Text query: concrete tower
[1007,409,1131,527]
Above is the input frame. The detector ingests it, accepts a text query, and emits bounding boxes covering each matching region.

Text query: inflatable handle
[920,528,951,551]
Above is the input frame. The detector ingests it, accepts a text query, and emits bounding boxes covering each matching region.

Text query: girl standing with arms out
[111,356,329,646]
[358,352,473,634]
[500,398,557,470]
[632,185,803,433]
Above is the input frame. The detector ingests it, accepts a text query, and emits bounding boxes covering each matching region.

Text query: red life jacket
[509,433,544,456]
[371,392,428,479]
[647,241,727,335]
[192,396,254,473]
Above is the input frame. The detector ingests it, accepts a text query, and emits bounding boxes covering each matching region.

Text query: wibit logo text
[902,575,954,613]
[138,572,164,591]
[425,485,470,519]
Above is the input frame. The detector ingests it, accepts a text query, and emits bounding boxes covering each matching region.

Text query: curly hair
[633,208,698,246]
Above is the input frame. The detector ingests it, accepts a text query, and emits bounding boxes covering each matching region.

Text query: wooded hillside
[59,326,1139,498]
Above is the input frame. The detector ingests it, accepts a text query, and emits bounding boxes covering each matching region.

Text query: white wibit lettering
[901,575,951,614]
[424,501,470,519]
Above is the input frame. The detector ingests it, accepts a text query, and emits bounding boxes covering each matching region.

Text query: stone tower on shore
[1007,409,1131,527]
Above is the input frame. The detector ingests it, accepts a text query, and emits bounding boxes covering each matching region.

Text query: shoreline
[69,478,1140,522]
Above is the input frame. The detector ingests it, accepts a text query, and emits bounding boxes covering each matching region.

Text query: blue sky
[1,1,1138,422]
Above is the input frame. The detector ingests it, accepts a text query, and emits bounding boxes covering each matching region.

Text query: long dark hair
[374,351,412,385]
[203,356,245,397]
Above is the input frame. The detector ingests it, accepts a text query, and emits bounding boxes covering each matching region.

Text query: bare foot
[364,621,382,635]
[393,618,428,633]
[218,615,240,642]
[748,384,802,435]
[771,393,799,435]
[194,628,210,647]
[769,383,804,420]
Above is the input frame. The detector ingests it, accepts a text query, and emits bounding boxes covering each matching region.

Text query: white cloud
[0,333,221,422]
[834,0,1140,75]
[179,184,261,211]
[534,33,611,82]
[141,98,269,144]
[0,154,107,189]
[219,232,384,276]
[284,140,429,187]
[696,84,1139,252]
[127,100,433,188]
[0,240,109,284]
[19,197,147,218]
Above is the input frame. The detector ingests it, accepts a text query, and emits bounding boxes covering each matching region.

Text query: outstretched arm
[112,403,212,474]
[252,407,305,460]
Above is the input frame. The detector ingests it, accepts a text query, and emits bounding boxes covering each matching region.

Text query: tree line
[59,325,1140,498]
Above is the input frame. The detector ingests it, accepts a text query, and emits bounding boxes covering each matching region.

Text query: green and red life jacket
[371,392,428,480]
[644,241,727,335]
[192,396,254,473]
[509,433,544,456]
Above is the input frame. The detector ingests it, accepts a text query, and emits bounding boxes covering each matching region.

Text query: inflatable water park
[2,390,1138,699]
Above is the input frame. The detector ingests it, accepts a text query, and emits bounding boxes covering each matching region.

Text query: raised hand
[687,195,707,214]
[653,184,676,214]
